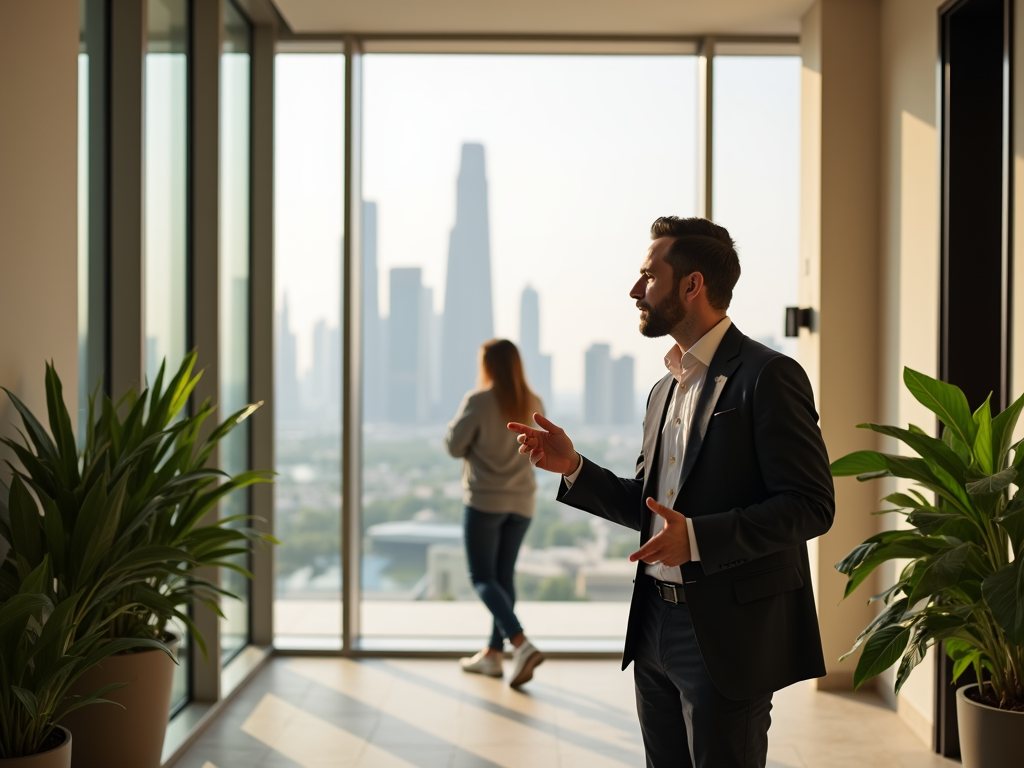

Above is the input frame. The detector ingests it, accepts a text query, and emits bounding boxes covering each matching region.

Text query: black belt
[654,579,686,604]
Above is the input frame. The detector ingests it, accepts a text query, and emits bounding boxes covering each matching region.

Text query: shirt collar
[664,316,732,383]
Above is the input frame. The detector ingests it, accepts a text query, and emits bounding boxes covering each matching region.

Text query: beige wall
[877,0,944,745]
[802,0,946,744]
[800,0,883,692]
[0,0,80,482]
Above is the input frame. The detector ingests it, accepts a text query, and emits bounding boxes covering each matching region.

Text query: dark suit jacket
[557,323,835,700]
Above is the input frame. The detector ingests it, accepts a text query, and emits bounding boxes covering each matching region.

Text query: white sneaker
[509,639,544,688]
[459,649,503,678]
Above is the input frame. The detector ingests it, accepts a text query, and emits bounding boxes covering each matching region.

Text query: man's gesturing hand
[507,413,579,476]
[630,498,692,568]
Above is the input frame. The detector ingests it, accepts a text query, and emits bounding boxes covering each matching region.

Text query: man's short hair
[650,216,740,311]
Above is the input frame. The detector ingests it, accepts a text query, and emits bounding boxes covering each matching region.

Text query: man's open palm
[507,414,579,475]
[630,497,692,567]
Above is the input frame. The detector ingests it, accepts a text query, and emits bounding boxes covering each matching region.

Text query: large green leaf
[838,537,954,598]
[842,597,909,661]
[7,476,42,568]
[858,423,968,483]
[982,557,1024,645]
[1,387,58,463]
[854,624,911,690]
[945,638,984,683]
[966,466,1017,496]
[895,624,928,694]
[904,367,976,448]
[972,395,995,475]
[992,390,1024,469]
[995,499,1024,555]
[907,543,970,606]
[44,362,80,489]
[830,451,888,477]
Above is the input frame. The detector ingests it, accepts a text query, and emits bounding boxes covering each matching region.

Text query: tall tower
[276,293,300,421]
[440,143,494,418]
[584,343,612,425]
[519,286,552,411]
[362,201,385,422]
[388,267,423,423]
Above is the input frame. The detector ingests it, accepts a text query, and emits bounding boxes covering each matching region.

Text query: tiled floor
[171,658,959,768]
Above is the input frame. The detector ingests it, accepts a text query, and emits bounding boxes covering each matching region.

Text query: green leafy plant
[0,354,274,656]
[0,488,168,759]
[832,367,1024,711]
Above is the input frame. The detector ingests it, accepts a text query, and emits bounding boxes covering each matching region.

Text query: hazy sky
[275,54,800,394]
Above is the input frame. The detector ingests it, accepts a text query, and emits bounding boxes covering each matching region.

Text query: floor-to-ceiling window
[77,3,92,435]
[273,52,346,649]
[359,53,699,649]
[219,0,253,664]
[78,0,106,439]
[712,54,801,356]
[145,0,190,711]
[145,0,189,386]
[270,43,803,652]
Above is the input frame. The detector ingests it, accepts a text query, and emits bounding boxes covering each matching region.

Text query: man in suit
[508,217,835,768]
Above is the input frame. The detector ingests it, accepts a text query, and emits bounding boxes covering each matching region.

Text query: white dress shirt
[565,316,732,584]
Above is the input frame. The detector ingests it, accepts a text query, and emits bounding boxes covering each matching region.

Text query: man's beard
[638,287,686,338]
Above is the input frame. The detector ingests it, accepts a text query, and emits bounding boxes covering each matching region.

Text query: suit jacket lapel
[675,324,744,498]
[640,374,675,541]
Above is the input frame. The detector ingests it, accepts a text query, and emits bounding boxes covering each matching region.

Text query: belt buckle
[657,581,680,604]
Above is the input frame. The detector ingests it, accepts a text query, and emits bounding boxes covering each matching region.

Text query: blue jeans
[463,506,531,651]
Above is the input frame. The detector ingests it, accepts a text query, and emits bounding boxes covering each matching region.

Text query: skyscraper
[276,293,300,421]
[584,343,612,424]
[362,201,386,422]
[519,286,552,410]
[419,286,435,421]
[611,355,635,424]
[388,267,423,423]
[440,143,494,418]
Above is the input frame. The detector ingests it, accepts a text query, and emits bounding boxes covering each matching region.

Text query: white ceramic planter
[955,683,1024,768]
[0,727,72,768]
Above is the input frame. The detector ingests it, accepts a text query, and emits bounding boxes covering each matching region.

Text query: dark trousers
[463,507,531,651]
[633,576,773,768]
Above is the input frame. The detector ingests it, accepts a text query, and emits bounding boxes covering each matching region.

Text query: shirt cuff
[686,517,701,562]
[562,453,584,487]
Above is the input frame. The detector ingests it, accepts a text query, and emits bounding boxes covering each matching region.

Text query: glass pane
[712,56,801,359]
[146,0,190,712]
[219,0,252,664]
[77,2,90,437]
[145,0,189,384]
[78,0,106,441]
[361,54,698,650]
[273,54,345,649]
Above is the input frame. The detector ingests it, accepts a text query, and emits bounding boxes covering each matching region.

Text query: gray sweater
[443,388,542,517]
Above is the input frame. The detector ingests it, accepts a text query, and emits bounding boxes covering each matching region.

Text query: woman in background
[444,339,545,687]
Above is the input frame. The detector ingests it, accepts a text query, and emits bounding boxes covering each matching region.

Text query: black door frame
[935,0,1013,756]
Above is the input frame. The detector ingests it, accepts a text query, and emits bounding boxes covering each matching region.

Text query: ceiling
[272,0,815,37]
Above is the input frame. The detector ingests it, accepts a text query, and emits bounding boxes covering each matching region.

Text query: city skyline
[275,140,641,426]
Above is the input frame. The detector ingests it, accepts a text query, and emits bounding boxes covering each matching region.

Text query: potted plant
[1,355,273,768]
[831,367,1024,767]
[0,480,170,766]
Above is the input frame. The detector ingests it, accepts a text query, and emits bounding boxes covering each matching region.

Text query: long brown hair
[478,339,536,424]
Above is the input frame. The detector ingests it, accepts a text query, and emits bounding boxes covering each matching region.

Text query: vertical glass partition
[145,0,190,711]
[273,53,346,649]
[78,0,107,439]
[219,0,253,663]
[360,54,698,649]
[144,0,189,386]
[712,55,801,357]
